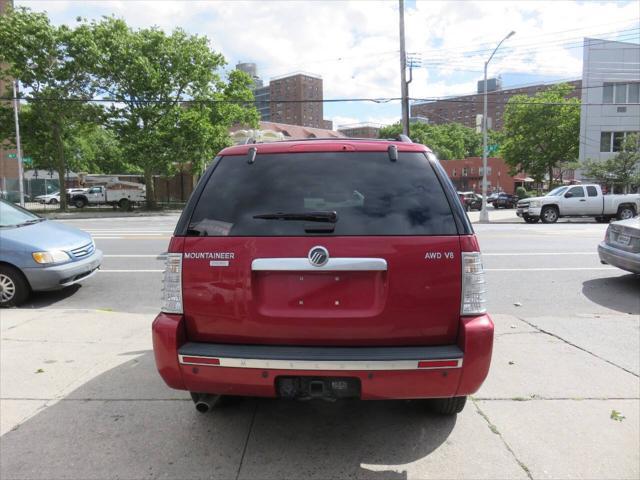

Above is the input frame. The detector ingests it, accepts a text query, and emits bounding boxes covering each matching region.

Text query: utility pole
[398,0,409,137]
[12,80,25,207]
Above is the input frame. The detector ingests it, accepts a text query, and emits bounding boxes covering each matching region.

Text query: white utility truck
[69,182,146,210]
[517,184,639,223]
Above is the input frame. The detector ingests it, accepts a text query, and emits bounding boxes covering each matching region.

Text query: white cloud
[18,0,640,121]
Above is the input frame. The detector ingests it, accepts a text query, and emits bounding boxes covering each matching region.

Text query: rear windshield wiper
[253,211,338,223]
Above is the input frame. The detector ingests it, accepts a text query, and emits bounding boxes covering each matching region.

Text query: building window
[603,82,640,104]
[600,131,640,152]
[600,132,612,152]
[452,168,457,177]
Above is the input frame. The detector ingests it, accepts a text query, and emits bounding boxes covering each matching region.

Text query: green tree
[501,84,580,187]
[582,134,640,193]
[90,18,258,208]
[0,7,99,210]
[379,122,482,159]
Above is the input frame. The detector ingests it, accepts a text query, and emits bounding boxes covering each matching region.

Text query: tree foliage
[90,17,258,207]
[379,122,483,160]
[582,134,640,193]
[1,7,259,209]
[0,7,99,209]
[501,84,580,186]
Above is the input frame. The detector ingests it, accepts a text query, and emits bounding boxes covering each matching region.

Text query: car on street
[486,192,500,205]
[153,138,494,416]
[458,191,483,211]
[517,184,640,224]
[598,216,640,274]
[492,193,519,209]
[35,191,61,204]
[0,199,102,307]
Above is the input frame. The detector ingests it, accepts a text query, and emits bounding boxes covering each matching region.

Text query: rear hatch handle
[252,257,387,271]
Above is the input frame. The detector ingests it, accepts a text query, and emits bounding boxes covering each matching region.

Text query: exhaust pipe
[194,394,216,413]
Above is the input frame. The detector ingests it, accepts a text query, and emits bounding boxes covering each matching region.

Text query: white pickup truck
[70,184,146,210]
[516,184,640,223]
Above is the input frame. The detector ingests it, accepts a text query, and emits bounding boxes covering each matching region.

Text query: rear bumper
[598,242,640,274]
[152,314,494,399]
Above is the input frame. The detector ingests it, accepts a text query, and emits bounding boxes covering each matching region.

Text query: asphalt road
[19,214,639,318]
[2,212,639,479]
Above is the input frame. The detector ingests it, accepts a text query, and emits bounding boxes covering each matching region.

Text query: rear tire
[617,206,635,221]
[0,265,29,307]
[49,198,58,205]
[429,396,467,415]
[541,206,559,223]
[118,198,130,211]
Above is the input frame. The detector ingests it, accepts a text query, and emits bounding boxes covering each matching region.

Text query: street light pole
[12,80,25,207]
[479,31,515,223]
[398,0,409,137]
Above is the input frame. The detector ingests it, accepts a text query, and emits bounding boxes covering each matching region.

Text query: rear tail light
[161,253,183,314]
[461,252,487,315]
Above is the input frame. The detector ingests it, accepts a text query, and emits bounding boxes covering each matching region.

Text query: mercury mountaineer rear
[152,138,493,415]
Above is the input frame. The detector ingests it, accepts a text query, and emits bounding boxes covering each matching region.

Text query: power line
[2,95,636,107]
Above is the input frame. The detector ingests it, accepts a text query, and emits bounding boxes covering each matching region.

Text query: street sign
[7,153,16,159]
[23,156,32,164]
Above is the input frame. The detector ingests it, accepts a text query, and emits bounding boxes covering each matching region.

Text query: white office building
[578,38,640,171]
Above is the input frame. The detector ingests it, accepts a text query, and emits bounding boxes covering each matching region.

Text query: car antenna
[247,147,257,164]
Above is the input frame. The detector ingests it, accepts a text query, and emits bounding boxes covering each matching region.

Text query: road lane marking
[483,252,596,256]
[93,236,170,240]
[103,255,166,258]
[99,269,163,272]
[487,266,613,271]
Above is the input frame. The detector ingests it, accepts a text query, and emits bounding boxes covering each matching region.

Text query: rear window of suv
[186,151,457,236]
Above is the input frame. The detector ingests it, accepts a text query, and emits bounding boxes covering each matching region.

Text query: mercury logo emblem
[308,246,329,267]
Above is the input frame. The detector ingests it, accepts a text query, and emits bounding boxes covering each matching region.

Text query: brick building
[269,72,331,129]
[439,157,524,194]
[0,0,19,193]
[411,79,582,130]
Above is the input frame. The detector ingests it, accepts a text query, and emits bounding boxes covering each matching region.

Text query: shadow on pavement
[582,274,640,314]
[1,352,455,480]
[20,284,83,309]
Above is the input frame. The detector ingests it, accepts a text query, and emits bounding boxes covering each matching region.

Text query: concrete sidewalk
[1,309,638,479]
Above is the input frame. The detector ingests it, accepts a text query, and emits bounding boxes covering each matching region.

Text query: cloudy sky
[17,0,640,128]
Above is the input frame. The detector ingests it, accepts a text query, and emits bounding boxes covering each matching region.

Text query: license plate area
[276,376,361,400]
[616,234,631,246]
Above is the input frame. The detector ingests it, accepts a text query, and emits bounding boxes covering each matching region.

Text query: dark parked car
[493,193,519,209]
[153,138,494,416]
[486,192,500,205]
[458,191,483,211]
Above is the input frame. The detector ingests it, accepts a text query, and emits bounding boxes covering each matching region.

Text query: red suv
[153,138,493,415]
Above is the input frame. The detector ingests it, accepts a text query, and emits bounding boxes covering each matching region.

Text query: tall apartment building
[410,79,582,130]
[0,0,19,192]
[578,38,640,167]
[269,72,326,128]
[235,62,271,121]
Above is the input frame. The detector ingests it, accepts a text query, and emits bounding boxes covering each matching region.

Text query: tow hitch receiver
[276,377,361,400]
